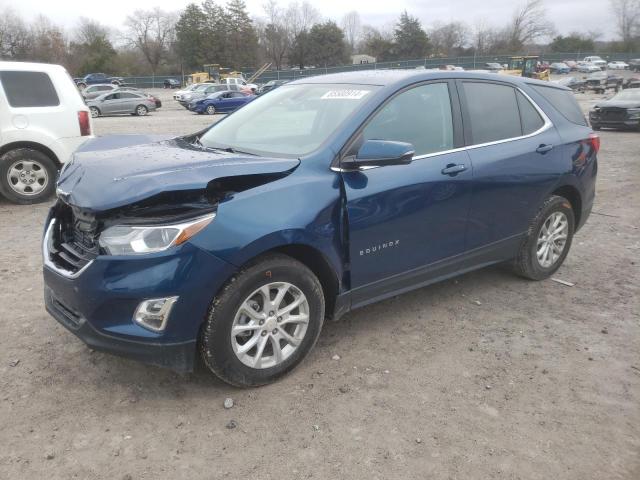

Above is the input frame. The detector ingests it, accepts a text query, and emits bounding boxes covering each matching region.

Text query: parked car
[208,77,258,92]
[164,78,181,89]
[44,71,598,386]
[582,56,607,70]
[554,76,586,91]
[87,91,157,117]
[624,77,640,89]
[629,59,640,72]
[577,62,601,73]
[0,61,93,204]
[178,83,241,108]
[550,62,571,74]
[76,73,125,89]
[173,83,204,101]
[607,61,629,70]
[81,83,118,100]
[189,90,255,114]
[257,79,290,95]
[484,62,503,71]
[585,72,624,93]
[589,88,640,130]
[563,60,578,70]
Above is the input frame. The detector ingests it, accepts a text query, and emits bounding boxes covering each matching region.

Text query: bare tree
[0,8,30,59]
[286,1,320,40]
[259,0,290,69]
[29,15,67,64]
[124,8,176,74]
[507,0,555,49]
[610,0,640,43]
[472,20,497,55]
[430,21,469,56]
[341,11,361,53]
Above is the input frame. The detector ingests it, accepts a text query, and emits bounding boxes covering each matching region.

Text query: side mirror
[342,140,414,169]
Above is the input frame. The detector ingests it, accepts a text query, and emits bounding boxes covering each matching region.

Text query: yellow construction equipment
[501,56,550,81]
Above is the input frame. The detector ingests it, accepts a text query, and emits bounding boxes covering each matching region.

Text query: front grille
[47,203,99,275]
[601,108,626,121]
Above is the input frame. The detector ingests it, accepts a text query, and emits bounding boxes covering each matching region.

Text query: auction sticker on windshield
[321,90,370,100]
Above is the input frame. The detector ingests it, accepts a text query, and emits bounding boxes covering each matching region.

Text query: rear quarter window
[530,85,587,126]
[0,71,60,107]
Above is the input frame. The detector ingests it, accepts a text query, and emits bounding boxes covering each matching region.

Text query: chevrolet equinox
[43,71,598,387]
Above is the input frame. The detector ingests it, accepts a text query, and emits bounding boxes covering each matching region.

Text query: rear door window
[529,85,587,126]
[461,82,521,144]
[0,71,59,107]
[362,82,454,156]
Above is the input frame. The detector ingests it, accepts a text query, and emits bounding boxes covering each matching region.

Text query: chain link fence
[121,52,640,87]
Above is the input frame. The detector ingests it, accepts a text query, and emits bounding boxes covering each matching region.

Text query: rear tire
[200,254,325,387]
[512,195,575,280]
[0,148,57,204]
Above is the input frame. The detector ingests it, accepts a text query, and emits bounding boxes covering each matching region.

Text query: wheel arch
[0,141,61,169]
[551,184,582,228]
[227,242,341,321]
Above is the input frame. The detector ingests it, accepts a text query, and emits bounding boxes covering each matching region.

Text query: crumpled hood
[57,135,300,212]
[594,99,640,109]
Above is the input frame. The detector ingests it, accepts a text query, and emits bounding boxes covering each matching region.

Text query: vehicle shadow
[54,263,521,394]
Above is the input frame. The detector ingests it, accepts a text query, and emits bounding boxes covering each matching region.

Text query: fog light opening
[134,296,179,332]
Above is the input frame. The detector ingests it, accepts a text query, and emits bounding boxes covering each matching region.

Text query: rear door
[457,80,563,252]
[341,81,473,300]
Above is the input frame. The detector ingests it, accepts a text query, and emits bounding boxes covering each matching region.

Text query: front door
[341,81,472,303]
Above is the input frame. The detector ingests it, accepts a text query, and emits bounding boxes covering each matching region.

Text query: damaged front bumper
[43,213,236,373]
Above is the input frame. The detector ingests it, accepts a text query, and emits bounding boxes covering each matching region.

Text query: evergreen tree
[225,0,258,69]
[394,11,430,59]
[307,21,348,67]
[175,3,207,72]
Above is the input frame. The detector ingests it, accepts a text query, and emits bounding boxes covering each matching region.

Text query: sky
[2,0,618,41]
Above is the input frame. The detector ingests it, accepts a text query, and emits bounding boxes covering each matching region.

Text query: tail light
[589,132,600,153]
[78,111,91,136]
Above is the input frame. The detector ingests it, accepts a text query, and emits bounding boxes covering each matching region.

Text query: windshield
[611,90,640,101]
[199,83,380,157]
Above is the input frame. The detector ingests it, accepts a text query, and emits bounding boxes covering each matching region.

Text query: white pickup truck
[582,56,607,71]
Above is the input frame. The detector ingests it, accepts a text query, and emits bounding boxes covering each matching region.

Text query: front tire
[200,254,325,387]
[89,106,100,118]
[512,195,575,280]
[205,105,216,115]
[0,148,57,204]
[135,105,148,116]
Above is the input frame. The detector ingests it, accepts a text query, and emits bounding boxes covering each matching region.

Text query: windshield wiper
[201,144,258,156]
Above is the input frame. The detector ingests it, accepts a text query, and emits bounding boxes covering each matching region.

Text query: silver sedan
[87,91,157,117]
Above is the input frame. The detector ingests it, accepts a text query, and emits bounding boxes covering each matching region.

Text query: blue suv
[43,71,598,387]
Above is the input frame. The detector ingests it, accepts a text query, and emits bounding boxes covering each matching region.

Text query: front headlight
[627,108,640,117]
[99,213,215,255]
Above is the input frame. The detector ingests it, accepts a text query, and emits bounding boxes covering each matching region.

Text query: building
[351,54,377,65]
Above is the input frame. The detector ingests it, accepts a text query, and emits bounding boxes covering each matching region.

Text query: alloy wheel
[6,159,48,196]
[231,282,310,369]
[536,212,569,268]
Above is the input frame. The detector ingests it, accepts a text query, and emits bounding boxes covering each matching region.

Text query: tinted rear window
[516,91,545,134]
[530,85,587,126]
[462,82,521,144]
[0,71,60,107]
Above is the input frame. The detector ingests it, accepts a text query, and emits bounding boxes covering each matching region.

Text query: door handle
[441,164,467,176]
[536,144,554,154]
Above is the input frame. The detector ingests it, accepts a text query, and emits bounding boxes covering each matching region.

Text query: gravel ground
[1,87,639,479]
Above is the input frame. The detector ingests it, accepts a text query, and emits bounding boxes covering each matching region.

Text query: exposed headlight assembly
[99,213,215,255]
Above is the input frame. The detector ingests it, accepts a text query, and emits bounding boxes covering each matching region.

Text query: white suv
[0,62,93,204]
